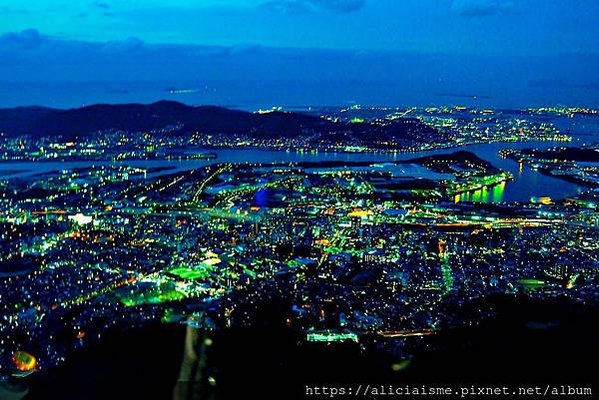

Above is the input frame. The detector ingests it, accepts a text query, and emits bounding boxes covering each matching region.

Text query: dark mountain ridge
[0,100,439,144]
[0,101,327,138]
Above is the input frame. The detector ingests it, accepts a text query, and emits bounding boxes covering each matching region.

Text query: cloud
[260,1,312,13]
[0,29,596,109]
[0,6,30,15]
[0,29,44,49]
[451,0,523,17]
[93,1,111,10]
[90,1,116,17]
[261,0,366,14]
[310,0,366,13]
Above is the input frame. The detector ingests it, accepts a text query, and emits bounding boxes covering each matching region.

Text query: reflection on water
[0,139,591,202]
[455,181,506,204]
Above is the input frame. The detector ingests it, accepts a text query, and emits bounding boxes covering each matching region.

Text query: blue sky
[1,0,598,108]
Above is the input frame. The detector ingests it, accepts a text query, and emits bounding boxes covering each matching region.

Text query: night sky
[1,0,598,108]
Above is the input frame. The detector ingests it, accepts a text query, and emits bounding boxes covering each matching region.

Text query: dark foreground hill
[0,101,441,145]
[20,296,599,400]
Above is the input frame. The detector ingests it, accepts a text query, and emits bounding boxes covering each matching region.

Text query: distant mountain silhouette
[0,101,440,145]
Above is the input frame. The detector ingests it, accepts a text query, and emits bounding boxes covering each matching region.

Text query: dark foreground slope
[22,296,599,400]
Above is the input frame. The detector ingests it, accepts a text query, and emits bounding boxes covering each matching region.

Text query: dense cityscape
[2,0,599,398]
[0,103,597,399]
